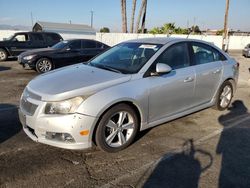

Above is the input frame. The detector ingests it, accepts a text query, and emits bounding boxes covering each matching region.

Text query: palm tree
[140,0,147,33]
[130,0,137,33]
[121,0,128,33]
[135,0,147,33]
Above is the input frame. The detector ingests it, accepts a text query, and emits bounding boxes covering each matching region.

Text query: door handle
[213,69,222,74]
[184,77,194,83]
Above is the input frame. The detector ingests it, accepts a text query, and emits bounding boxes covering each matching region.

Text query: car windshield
[52,41,69,49]
[88,42,162,74]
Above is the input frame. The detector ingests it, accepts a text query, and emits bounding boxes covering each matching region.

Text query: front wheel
[35,58,54,73]
[214,81,233,111]
[0,49,7,62]
[95,104,139,152]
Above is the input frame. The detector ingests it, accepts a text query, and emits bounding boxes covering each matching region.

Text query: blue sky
[0,0,249,31]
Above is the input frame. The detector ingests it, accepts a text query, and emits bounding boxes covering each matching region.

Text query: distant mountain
[0,24,30,31]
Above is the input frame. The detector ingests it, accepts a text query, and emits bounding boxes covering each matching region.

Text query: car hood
[27,64,132,101]
[20,48,57,56]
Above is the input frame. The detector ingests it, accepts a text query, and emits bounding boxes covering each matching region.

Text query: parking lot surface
[0,52,250,188]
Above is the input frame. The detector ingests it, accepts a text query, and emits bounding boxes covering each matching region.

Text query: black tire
[35,58,54,73]
[0,48,7,62]
[95,104,139,152]
[214,81,233,111]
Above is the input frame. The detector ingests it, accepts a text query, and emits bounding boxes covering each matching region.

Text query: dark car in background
[242,44,250,58]
[0,32,63,61]
[18,39,110,73]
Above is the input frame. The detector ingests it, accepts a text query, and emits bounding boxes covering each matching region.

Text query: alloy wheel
[38,59,52,72]
[220,85,232,108]
[104,111,135,148]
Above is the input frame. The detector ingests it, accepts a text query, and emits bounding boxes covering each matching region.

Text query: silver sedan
[19,38,239,152]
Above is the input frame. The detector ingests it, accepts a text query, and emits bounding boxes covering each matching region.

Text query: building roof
[33,21,96,35]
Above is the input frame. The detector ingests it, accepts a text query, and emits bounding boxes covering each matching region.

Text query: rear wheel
[0,49,7,62]
[214,81,233,111]
[35,58,54,73]
[95,104,139,152]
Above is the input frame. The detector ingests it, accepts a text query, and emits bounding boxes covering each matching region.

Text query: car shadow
[0,66,11,72]
[0,104,22,143]
[143,139,213,188]
[216,100,250,187]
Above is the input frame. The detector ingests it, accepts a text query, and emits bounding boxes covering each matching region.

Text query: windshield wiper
[88,63,122,73]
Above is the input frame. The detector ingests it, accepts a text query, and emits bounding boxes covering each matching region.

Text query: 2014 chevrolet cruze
[19,38,239,152]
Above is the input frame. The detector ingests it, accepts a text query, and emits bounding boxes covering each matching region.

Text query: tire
[0,48,7,62]
[214,81,233,111]
[95,104,139,152]
[35,58,54,73]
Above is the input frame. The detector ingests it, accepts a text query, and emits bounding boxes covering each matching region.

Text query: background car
[0,32,63,61]
[18,39,110,73]
[242,44,250,58]
[19,38,239,152]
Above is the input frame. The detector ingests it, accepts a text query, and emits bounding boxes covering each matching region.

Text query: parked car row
[0,31,110,73]
[18,39,109,73]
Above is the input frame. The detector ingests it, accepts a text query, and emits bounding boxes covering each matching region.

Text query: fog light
[46,132,75,143]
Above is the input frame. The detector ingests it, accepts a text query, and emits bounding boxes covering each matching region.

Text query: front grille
[20,97,38,116]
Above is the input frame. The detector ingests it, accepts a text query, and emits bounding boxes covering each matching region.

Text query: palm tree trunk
[121,0,128,33]
[141,0,147,33]
[130,0,137,33]
[135,0,146,33]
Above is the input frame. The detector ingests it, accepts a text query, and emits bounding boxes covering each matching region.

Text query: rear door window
[45,33,61,42]
[191,42,226,65]
[31,33,44,41]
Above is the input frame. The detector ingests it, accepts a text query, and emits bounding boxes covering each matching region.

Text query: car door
[57,40,82,66]
[190,42,224,105]
[81,40,99,61]
[30,33,45,49]
[146,42,196,123]
[10,33,31,56]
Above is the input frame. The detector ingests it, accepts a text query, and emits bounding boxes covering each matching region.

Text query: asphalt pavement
[0,52,250,188]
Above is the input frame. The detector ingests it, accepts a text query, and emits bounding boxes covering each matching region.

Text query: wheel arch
[0,47,10,56]
[91,100,143,145]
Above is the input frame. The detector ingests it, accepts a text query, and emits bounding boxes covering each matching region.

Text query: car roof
[14,31,60,35]
[126,37,213,45]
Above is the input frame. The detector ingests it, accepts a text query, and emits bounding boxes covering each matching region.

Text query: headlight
[45,97,84,114]
[23,55,36,60]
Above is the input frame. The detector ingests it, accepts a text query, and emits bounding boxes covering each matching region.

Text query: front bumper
[18,94,97,150]
[18,56,36,69]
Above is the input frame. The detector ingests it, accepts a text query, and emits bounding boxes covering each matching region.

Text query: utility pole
[90,11,94,28]
[222,0,230,51]
[30,12,34,28]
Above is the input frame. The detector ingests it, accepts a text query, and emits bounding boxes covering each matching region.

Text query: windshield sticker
[139,44,158,49]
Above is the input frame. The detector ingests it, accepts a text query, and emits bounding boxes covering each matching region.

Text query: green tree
[100,27,110,33]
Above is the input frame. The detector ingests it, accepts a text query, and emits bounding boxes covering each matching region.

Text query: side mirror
[12,38,17,42]
[156,63,172,74]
